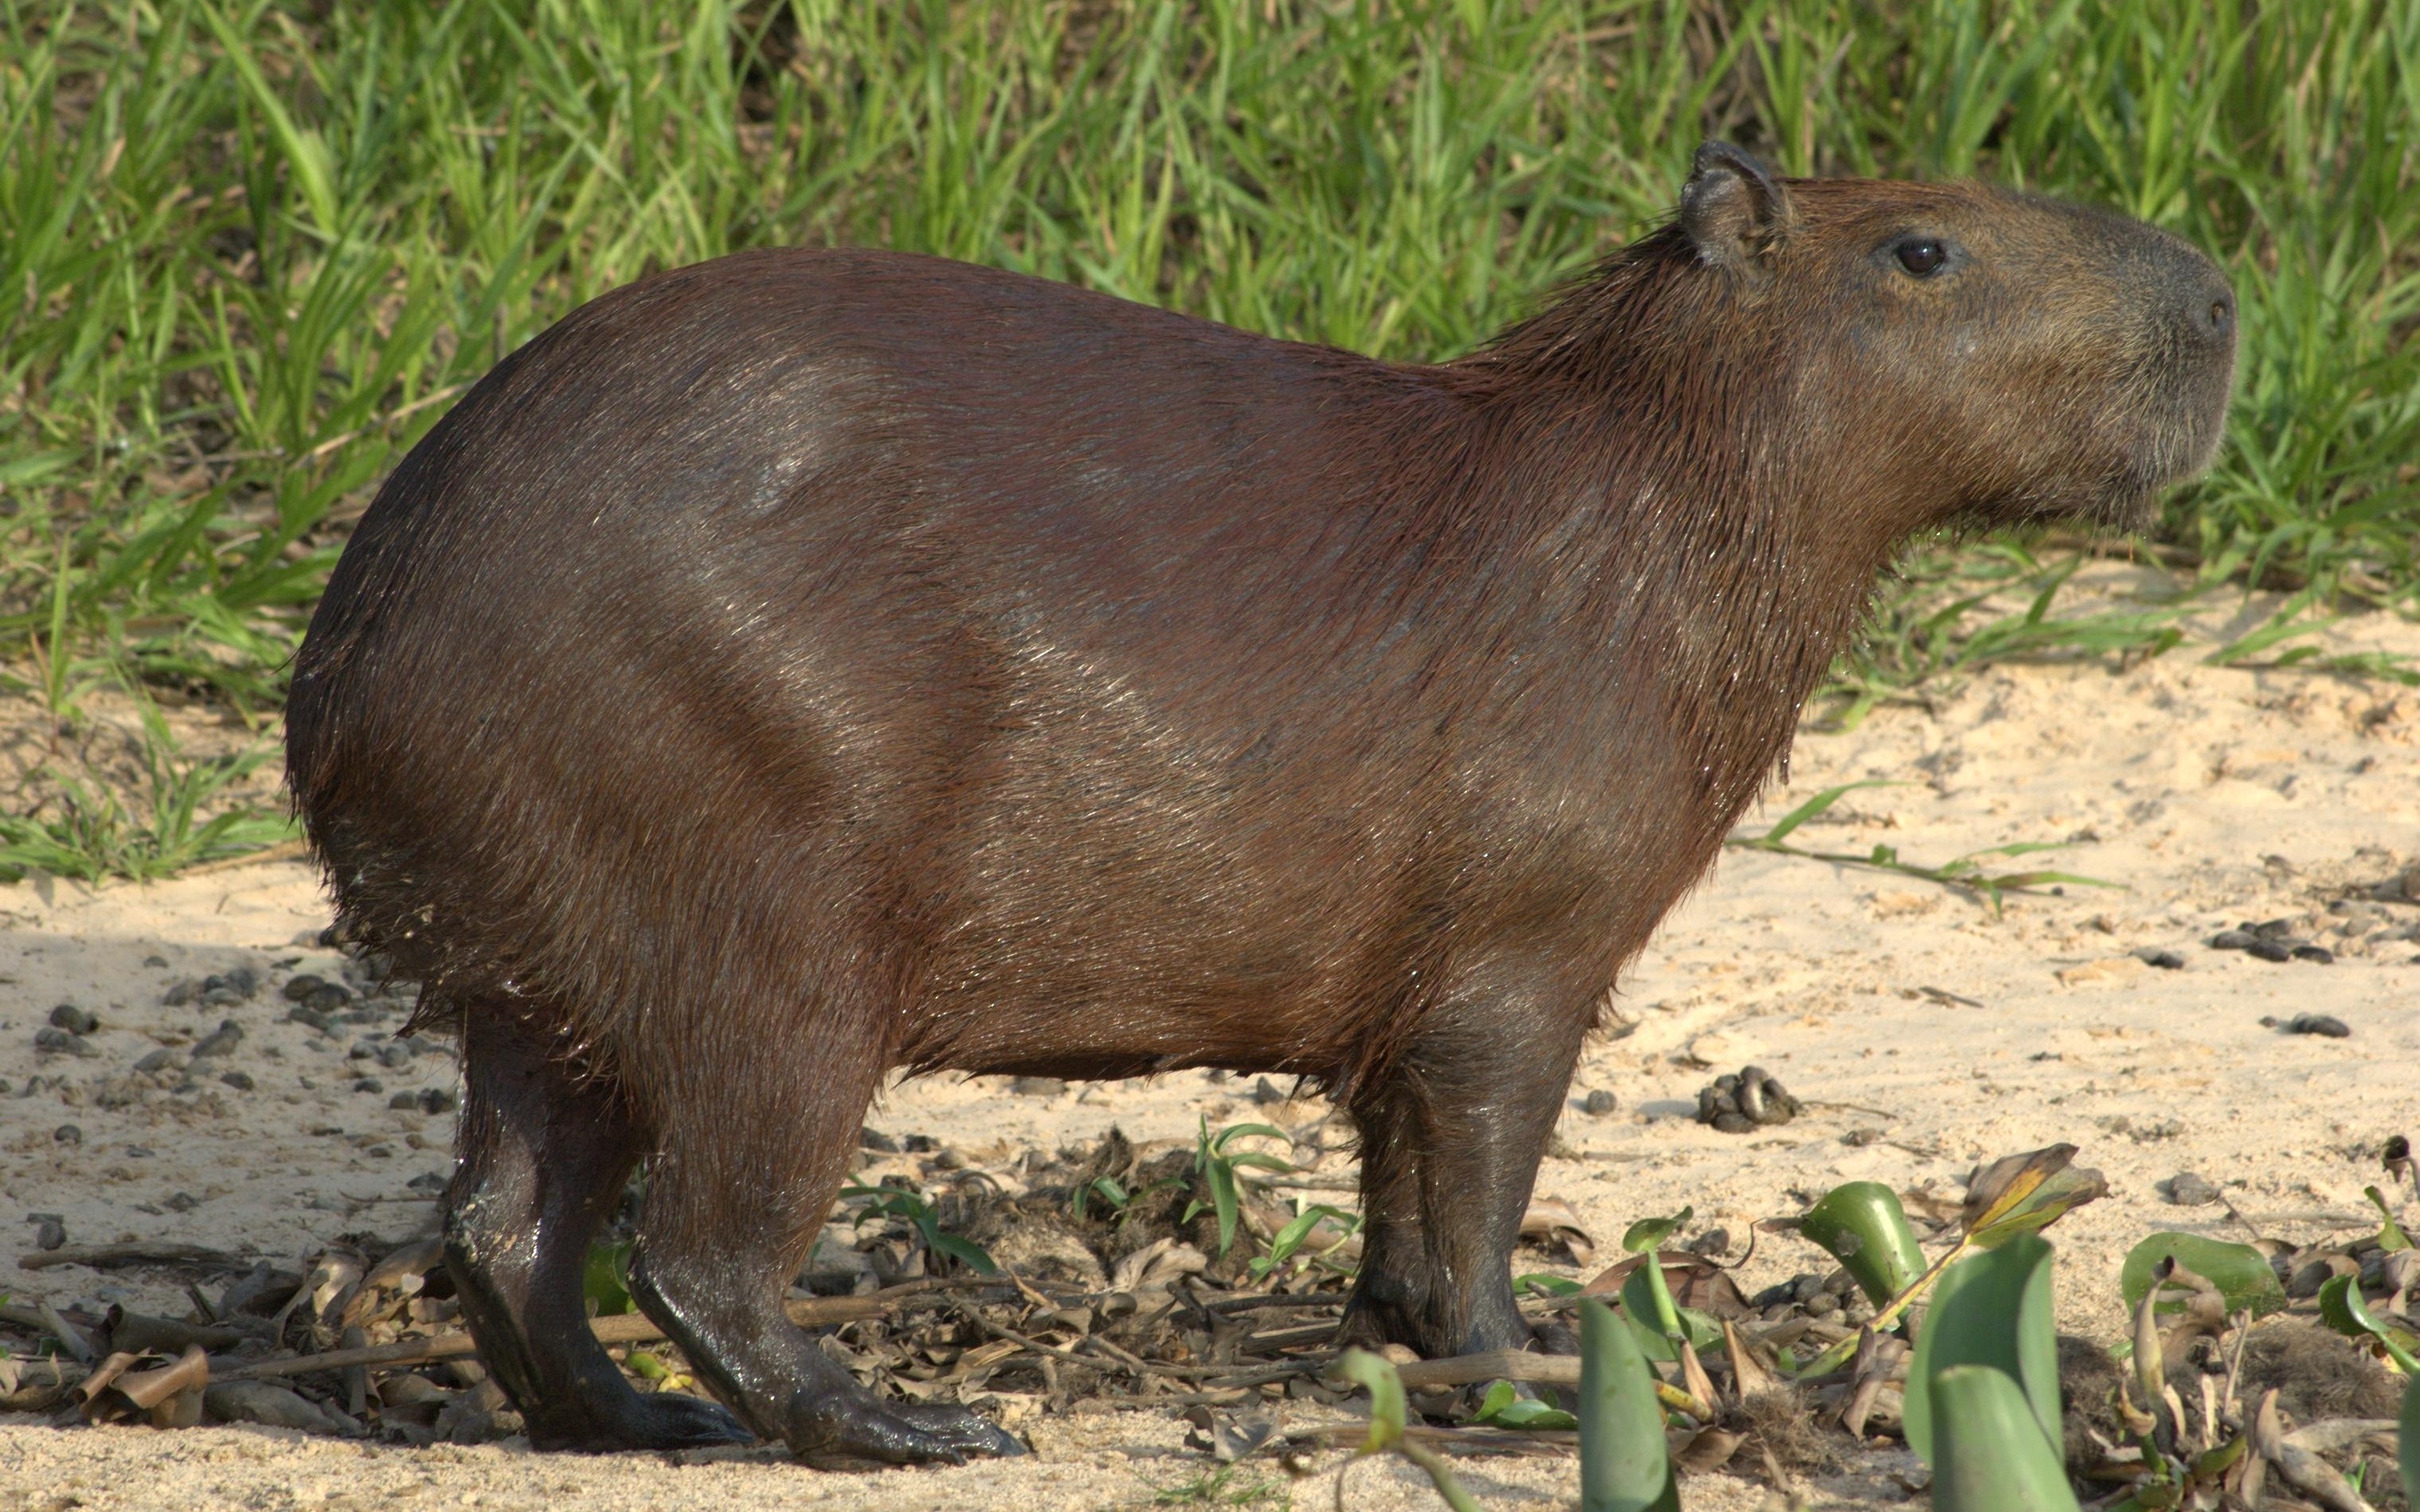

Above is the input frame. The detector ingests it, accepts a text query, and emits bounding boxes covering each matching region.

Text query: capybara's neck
[1425,236,1910,827]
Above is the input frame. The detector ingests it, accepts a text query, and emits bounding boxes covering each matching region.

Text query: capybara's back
[286,144,2234,1466]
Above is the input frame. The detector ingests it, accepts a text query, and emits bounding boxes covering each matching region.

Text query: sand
[2,569,2414,1510]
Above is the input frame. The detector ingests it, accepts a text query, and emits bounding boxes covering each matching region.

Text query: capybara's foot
[787,1391,1024,1470]
[526,1389,754,1453]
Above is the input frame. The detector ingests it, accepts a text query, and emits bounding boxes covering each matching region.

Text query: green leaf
[1621,1207,1693,1255]
[1799,1182,1928,1309]
[2399,1375,2417,1506]
[583,1240,635,1317]
[1615,1268,1722,1362]
[1742,782,1898,848]
[1905,1235,2062,1466]
[1334,1348,1407,1455]
[931,1233,999,1275]
[1929,1365,2084,1512]
[1472,1379,1579,1431]
[2316,1274,2420,1376]
[1962,1146,2107,1248]
[2118,1234,2286,1320]
[626,1349,669,1381]
[1577,1299,1679,1512]
[2365,1186,2412,1252]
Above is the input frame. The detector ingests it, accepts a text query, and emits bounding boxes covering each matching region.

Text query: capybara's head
[1672,142,2237,531]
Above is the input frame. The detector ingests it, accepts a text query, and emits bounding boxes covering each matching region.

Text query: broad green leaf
[1905,1236,2062,1466]
[1799,1182,1927,1308]
[1962,1146,2107,1248]
[583,1240,635,1316]
[1621,1207,1694,1254]
[2316,1275,2420,1376]
[1929,1365,2083,1512]
[1472,1380,1578,1431]
[1577,1299,1679,1512]
[2118,1234,2286,1320]
[1617,1267,1723,1362]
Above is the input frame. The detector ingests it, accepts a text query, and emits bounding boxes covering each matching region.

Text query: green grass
[1,0,2414,878]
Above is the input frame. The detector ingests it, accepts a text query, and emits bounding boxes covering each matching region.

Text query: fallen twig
[18,1242,248,1272]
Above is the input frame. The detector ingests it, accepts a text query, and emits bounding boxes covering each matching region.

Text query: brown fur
[285,144,2234,1464]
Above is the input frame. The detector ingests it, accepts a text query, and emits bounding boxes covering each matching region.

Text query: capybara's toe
[789,1394,972,1470]
[897,1401,1026,1458]
[631,1392,755,1450]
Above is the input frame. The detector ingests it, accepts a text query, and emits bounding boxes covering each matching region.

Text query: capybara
[286,142,2235,1466]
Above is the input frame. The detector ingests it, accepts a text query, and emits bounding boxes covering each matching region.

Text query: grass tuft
[2,2,2414,879]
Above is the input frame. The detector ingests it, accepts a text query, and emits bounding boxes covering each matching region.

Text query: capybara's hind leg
[626,1037,1024,1468]
[1340,970,1589,1360]
[447,1009,752,1451]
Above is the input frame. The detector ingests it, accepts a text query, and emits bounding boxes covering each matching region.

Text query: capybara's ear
[1679,141,1791,270]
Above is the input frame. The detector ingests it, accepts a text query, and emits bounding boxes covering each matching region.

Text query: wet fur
[286,155,2234,1458]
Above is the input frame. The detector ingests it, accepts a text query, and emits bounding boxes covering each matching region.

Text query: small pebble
[282,975,326,1002]
[54,1123,82,1145]
[220,1069,256,1092]
[858,1127,899,1153]
[160,979,197,1007]
[125,1145,154,1158]
[287,1005,338,1035]
[202,967,260,1001]
[353,1077,385,1094]
[191,1019,244,1057]
[33,1027,96,1058]
[142,955,169,969]
[2245,939,2293,963]
[2134,949,2186,970]
[33,1218,65,1250]
[1251,1076,1286,1106]
[2283,1014,2351,1038]
[408,1172,448,1194]
[1842,1127,1882,1147]
[377,1043,413,1069]
[2290,944,2333,964]
[1006,1076,1065,1097]
[166,1192,199,1213]
[2208,930,2257,950]
[304,983,354,1013]
[134,1048,176,1074]
[416,1088,457,1115]
[389,1092,420,1110]
[1581,1088,1617,1116]
[2163,1172,2222,1205]
[49,1003,97,1035]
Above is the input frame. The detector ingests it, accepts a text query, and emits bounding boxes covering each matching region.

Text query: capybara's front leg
[625,1041,1023,1469]
[1340,966,1589,1361]
[447,1008,752,1451]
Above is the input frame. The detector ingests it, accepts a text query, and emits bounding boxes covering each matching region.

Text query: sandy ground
[1,569,2415,1510]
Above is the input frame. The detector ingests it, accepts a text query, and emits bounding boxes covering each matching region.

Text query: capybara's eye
[1894,237,1948,277]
